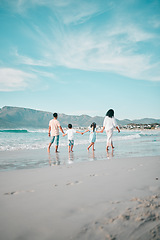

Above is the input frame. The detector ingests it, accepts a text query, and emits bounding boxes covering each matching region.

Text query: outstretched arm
[96,130,102,133]
[76,131,83,135]
[116,126,120,133]
[63,133,67,137]
[100,126,105,133]
[81,129,89,135]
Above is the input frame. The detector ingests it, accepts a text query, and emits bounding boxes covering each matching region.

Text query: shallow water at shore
[0,129,160,171]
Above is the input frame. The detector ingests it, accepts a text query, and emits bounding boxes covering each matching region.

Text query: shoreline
[0,155,160,240]
[1,142,160,172]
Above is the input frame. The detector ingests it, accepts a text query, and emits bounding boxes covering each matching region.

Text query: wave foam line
[0,129,28,133]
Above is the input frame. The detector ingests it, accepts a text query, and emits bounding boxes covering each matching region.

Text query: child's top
[88,126,96,142]
[103,116,118,131]
[65,129,76,140]
[49,119,60,136]
[88,126,96,134]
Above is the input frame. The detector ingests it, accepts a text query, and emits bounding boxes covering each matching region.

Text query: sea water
[0,129,160,171]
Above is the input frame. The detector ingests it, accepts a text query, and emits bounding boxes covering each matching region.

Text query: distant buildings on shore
[120,123,160,130]
[74,123,160,131]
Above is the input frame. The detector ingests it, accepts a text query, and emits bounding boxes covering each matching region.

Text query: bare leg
[48,143,52,153]
[92,143,95,151]
[68,145,71,153]
[55,145,59,153]
[87,142,94,151]
[111,141,114,149]
[71,145,74,152]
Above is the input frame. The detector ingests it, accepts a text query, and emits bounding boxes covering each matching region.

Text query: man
[48,113,64,153]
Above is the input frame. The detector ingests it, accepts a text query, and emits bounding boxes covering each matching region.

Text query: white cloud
[33,22,159,81]
[5,0,160,82]
[4,0,113,25]
[13,22,160,82]
[14,50,51,67]
[0,68,36,91]
[107,24,155,43]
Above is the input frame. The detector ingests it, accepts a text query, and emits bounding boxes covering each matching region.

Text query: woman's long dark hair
[106,109,114,118]
[90,122,96,132]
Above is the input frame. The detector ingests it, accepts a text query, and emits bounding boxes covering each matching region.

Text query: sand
[0,155,160,240]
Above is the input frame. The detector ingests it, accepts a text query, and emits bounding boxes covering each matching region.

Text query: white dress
[103,116,118,146]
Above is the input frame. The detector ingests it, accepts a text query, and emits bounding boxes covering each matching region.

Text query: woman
[101,109,120,151]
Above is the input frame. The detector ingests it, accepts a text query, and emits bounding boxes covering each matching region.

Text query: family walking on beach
[48,109,120,153]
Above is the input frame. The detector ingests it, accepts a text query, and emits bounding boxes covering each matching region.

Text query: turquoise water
[0,129,160,171]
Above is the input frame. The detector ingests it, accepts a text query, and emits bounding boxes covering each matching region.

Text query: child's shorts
[68,140,74,146]
[50,135,59,145]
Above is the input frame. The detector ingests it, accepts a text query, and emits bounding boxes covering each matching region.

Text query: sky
[0,0,160,120]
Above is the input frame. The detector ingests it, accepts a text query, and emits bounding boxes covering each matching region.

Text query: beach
[0,154,160,240]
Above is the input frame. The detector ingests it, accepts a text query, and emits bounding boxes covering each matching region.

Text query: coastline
[0,155,160,240]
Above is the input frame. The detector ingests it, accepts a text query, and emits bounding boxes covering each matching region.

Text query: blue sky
[0,0,160,120]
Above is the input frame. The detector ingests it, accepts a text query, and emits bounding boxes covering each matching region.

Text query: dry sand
[0,155,160,240]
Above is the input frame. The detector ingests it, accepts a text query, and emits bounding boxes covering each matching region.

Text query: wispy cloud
[0,68,36,91]
[3,0,110,24]
[14,49,51,67]
[22,20,159,81]
[3,0,160,83]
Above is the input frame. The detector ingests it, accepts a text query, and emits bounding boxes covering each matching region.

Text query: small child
[82,122,101,151]
[63,124,82,152]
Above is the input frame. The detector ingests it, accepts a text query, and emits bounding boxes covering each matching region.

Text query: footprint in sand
[89,174,98,177]
[128,168,136,172]
[66,180,82,186]
[4,190,35,195]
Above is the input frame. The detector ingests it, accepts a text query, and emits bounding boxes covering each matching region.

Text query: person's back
[63,124,82,152]
[48,113,64,153]
[101,109,120,151]
[103,116,117,131]
[66,128,76,140]
[49,118,60,136]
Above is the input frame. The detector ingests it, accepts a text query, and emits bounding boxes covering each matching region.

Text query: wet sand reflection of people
[68,152,74,164]
[48,152,60,166]
[106,149,114,159]
[88,150,96,161]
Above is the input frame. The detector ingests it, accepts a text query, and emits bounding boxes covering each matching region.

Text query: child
[82,122,101,151]
[63,124,82,152]
[101,109,120,151]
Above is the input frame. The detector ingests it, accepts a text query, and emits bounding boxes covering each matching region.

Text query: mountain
[0,106,52,129]
[0,106,160,129]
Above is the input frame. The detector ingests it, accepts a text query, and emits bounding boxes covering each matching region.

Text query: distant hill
[0,106,160,129]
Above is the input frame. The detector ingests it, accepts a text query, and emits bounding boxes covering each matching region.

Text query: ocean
[0,129,160,171]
